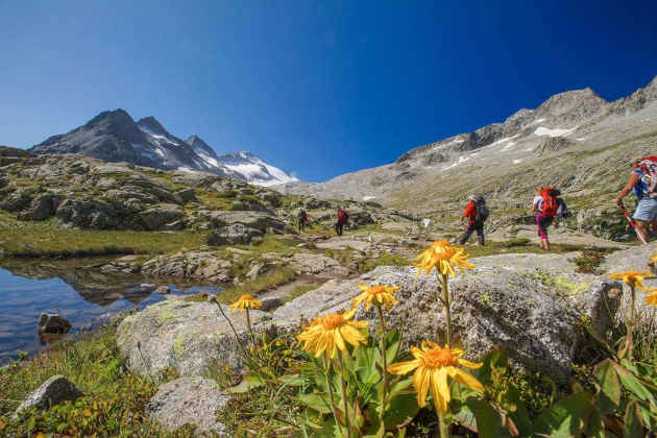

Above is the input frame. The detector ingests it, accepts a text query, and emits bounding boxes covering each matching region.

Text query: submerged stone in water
[37,313,71,334]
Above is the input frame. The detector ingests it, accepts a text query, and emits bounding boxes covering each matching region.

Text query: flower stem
[441,274,452,346]
[438,412,450,438]
[337,352,352,438]
[212,298,250,361]
[323,357,345,437]
[627,285,636,359]
[246,308,255,346]
[376,304,388,430]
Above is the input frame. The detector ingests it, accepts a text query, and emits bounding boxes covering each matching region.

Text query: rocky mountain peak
[84,109,136,129]
[185,135,216,157]
[137,116,169,136]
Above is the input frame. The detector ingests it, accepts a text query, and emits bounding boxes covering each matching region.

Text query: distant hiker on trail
[336,207,349,236]
[532,186,563,251]
[297,208,309,233]
[458,194,488,246]
[614,157,657,245]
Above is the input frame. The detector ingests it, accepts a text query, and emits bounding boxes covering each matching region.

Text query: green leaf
[384,329,401,364]
[611,361,655,404]
[299,393,333,414]
[384,392,419,429]
[474,349,508,385]
[465,398,511,438]
[624,401,646,438]
[594,359,622,412]
[227,373,265,394]
[279,373,305,386]
[534,391,594,437]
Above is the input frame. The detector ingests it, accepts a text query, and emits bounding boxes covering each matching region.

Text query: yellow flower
[415,240,475,277]
[353,284,400,310]
[297,309,368,359]
[229,294,263,311]
[642,287,657,306]
[388,341,482,414]
[609,271,653,289]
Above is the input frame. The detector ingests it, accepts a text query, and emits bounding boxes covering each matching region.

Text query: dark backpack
[475,198,489,222]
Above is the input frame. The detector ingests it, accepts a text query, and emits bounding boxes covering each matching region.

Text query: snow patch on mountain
[219,151,298,187]
[534,126,576,137]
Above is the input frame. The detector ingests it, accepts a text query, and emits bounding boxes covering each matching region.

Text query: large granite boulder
[116,298,275,377]
[139,203,185,231]
[274,256,620,383]
[146,377,228,436]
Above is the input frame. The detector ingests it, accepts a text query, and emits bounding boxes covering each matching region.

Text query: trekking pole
[618,201,648,245]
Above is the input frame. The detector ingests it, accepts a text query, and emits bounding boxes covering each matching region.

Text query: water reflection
[0,260,218,364]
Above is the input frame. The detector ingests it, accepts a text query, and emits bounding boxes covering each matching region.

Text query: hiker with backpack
[336,207,349,236]
[531,186,563,250]
[297,208,309,233]
[613,157,657,245]
[458,194,488,245]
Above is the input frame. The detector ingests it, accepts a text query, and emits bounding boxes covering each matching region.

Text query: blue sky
[1,0,657,181]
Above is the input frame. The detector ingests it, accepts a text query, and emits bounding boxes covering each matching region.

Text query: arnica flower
[229,294,263,311]
[415,240,475,277]
[388,340,482,414]
[642,287,657,306]
[609,271,653,289]
[297,309,368,359]
[353,284,400,310]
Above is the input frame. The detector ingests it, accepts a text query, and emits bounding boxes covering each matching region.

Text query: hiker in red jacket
[458,195,488,245]
[532,186,560,250]
[336,207,349,236]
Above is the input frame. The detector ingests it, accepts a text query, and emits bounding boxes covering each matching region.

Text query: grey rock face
[37,313,72,334]
[17,193,61,221]
[208,211,288,233]
[15,375,82,416]
[289,252,351,278]
[146,377,229,436]
[0,189,34,212]
[536,136,577,155]
[141,251,232,283]
[55,198,121,229]
[207,223,264,246]
[138,203,184,231]
[116,298,276,377]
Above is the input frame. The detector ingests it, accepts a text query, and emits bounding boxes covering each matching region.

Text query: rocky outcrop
[146,377,228,436]
[14,375,82,416]
[207,223,264,246]
[139,203,185,231]
[119,252,619,382]
[141,251,232,283]
[274,259,620,382]
[289,252,351,278]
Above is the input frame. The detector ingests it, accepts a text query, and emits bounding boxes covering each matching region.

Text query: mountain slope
[29,110,297,186]
[279,75,657,217]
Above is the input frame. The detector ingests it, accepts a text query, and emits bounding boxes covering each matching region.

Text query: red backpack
[541,188,559,217]
[337,209,347,223]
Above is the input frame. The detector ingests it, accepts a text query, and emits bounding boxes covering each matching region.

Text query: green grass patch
[0,213,208,258]
[465,239,598,258]
[283,282,324,303]
[217,267,298,304]
[357,252,410,273]
[0,323,190,437]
